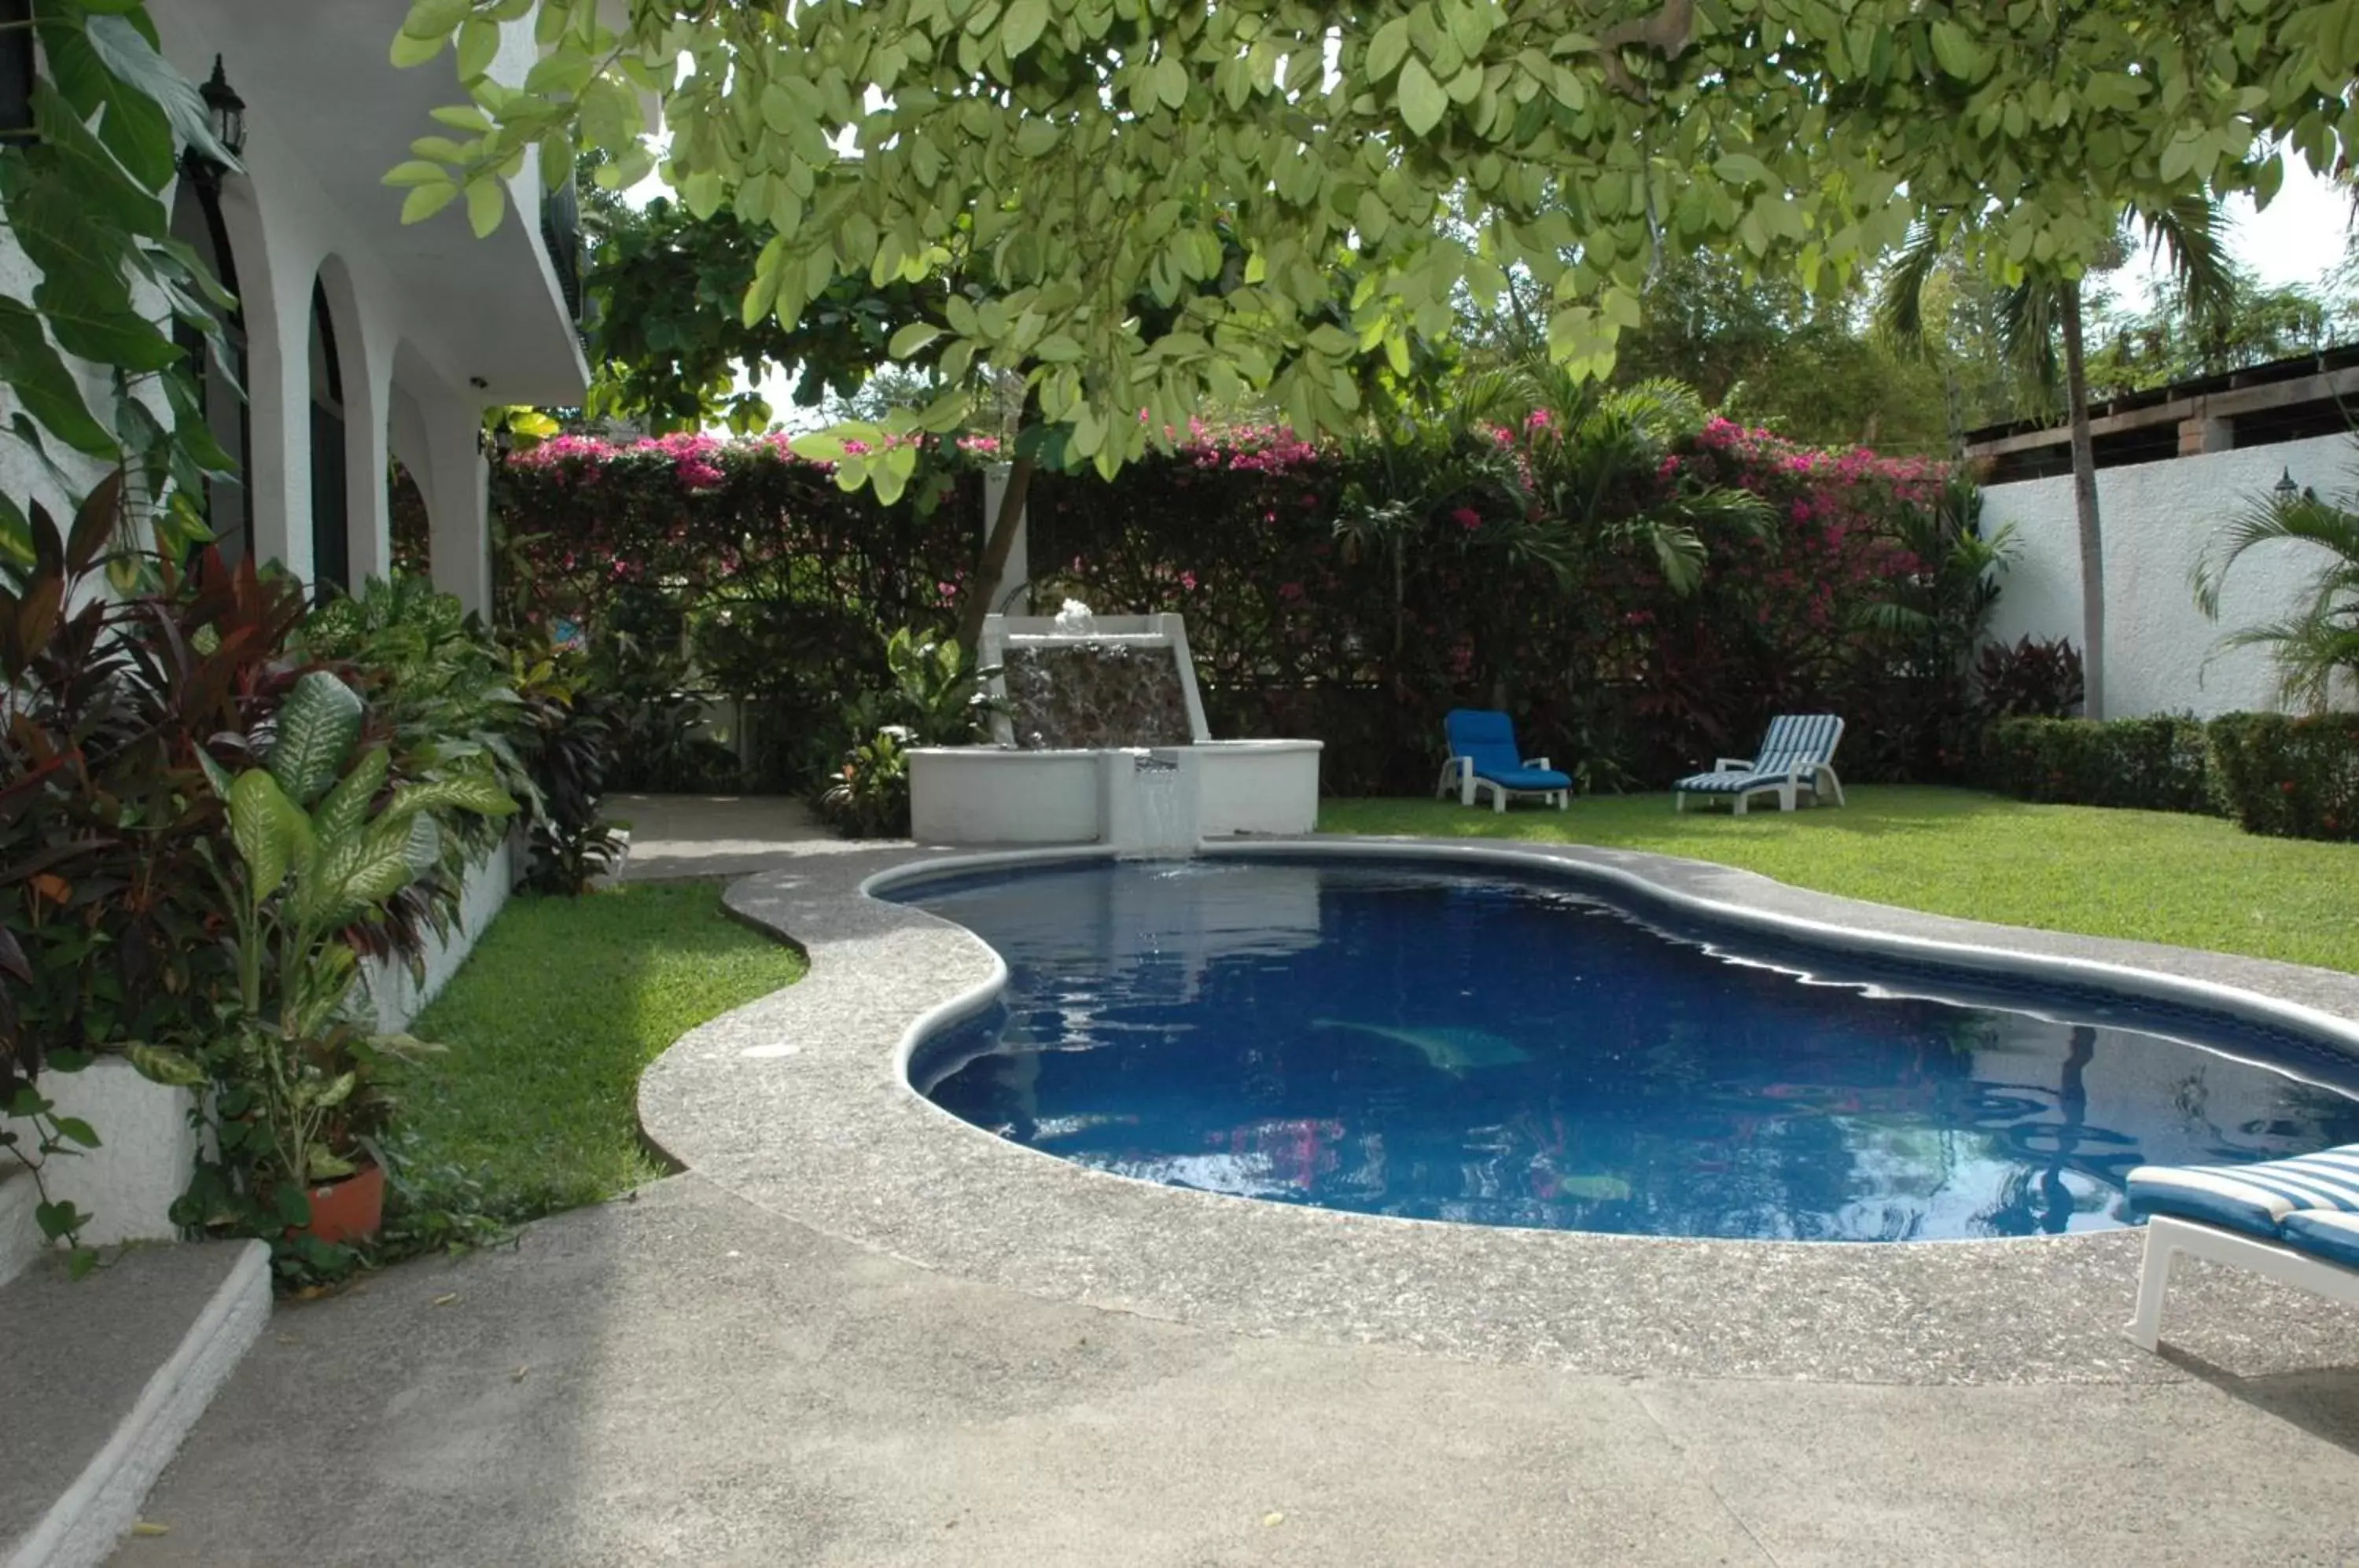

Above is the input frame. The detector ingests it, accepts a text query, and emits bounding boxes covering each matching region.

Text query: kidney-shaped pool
[886,856,2359,1242]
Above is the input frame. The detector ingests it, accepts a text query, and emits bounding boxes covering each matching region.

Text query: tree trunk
[2060,287,2105,720]
[955,451,1036,650]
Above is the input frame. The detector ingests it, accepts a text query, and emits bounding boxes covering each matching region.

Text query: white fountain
[907,602,1323,849]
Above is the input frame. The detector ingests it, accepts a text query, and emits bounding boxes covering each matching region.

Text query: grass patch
[1319,786,2359,974]
[390,879,806,1223]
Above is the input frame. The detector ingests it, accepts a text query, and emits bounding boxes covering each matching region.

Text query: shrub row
[1982,712,2359,841]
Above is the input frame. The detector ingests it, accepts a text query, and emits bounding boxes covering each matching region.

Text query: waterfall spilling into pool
[907,605,1322,848]
[889,857,2359,1242]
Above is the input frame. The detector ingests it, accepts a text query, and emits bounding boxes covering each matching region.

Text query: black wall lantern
[182,55,245,190]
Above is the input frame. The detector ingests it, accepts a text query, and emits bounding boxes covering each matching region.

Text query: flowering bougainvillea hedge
[491,419,1992,795]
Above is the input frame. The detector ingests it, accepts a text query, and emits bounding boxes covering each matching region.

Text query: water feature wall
[1002,645,1195,750]
[907,609,1318,847]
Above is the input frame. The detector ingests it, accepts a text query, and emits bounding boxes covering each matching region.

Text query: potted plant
[178,670,513,1258]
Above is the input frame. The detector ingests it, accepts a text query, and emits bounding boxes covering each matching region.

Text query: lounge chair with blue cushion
[2122,1143,2359,1350]
[1673,713,1846,815]
[1437,709,1570,813]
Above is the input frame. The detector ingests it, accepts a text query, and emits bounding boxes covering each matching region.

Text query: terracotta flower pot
[299,1161,385,1246]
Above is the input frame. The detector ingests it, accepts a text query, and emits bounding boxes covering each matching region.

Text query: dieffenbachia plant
[385,0,2359,628]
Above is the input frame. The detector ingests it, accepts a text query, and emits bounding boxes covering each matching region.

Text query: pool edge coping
[639,833,2359,1386]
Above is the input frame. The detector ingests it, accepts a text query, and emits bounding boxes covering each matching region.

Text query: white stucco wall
[359,837,516,1033]
[1982,433,2357,718]
[0,1059,201,1274]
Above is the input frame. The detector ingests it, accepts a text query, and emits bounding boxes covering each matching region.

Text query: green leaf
[52,1116,99,1150]
[0,300,121,459]
[384,771,518,821]
[1003,0,1050,54]
[391,28,448,68]
[1398,59,1448,137]
[1367,17,1411,79]
[887,322,943,359]
[1927,20,1988,82]
[267,671,365,807]
[227,769,299,905]
[455,17,502,81]
[465,179,506,238]
[129,1044,208,1088]
[312,745,392,845]
[401,182,461,224]
[86,14,236,170]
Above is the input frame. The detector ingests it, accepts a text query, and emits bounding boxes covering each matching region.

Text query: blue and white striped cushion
[1674,715,1842,793]
[2279,1209,2359,1269]
[2126,1145,2359,1239]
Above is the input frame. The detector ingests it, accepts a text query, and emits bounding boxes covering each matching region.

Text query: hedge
[1983,712,2359,841]
[2206,712,2359,841]
[1981,716,2214,814]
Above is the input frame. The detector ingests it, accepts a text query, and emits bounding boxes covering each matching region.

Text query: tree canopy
[392,0,2358,492]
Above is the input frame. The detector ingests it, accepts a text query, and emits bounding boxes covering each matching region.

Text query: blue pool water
[892,859,2359,1242]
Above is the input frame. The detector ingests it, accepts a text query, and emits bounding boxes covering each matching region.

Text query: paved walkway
[112,1176,2359,1567]
[113,801,2359,1565]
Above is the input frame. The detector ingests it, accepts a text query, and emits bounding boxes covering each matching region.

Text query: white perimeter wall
[1981,432,2357,718]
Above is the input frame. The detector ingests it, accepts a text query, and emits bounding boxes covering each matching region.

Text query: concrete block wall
[1980,433,2357,718]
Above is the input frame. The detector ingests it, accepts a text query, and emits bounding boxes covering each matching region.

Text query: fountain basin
[908,738,1323,846]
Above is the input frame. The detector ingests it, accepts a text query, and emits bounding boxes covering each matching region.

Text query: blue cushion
[1479,766,1570,791]
[1444,709,1566,791]
[2279,1209,2359,1269]
[2127,1143,2359,1239]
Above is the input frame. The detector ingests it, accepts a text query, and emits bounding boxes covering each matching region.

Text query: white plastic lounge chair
[1672,713,1846,815]
[1436,709,1570,813]
[2122,1143,2359,1351]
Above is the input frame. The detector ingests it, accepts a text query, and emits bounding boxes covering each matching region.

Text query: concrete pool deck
[639,835,2359,1386]
[116,808,2359,1563]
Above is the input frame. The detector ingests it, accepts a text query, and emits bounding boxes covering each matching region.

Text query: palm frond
[2139,194,2239,336]
[1871,221,1949,352]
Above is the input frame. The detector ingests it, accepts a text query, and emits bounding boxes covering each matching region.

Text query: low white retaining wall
[1,1058,201,1280]
[1981,432,2356,717]
[910,740,1324,847]
[359,837,516,1033]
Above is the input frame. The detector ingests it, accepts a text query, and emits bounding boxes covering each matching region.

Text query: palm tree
[2192,458,2359,711]
[1875,200,2235,719]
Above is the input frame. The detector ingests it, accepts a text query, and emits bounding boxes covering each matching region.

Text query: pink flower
[1452,507,1482,531]
[1180,570,1198,591]
[1278,581,1305,602]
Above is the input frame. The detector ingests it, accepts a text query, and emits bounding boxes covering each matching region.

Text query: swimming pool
[892,857,2359,1242]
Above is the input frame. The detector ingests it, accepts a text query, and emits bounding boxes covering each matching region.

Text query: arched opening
[168,178,250,563]
[307,277,347,599]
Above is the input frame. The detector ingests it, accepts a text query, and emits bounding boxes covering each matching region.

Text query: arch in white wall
[196,168,309,581]
[308,255,390,595]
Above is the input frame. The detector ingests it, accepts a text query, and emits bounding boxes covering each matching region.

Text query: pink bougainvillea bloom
[1180,570,1198,591]
[1278,581,1305,601]
[1453,507,1482,531]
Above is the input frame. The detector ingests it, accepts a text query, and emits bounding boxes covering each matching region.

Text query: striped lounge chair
[2123,1143,2359,1351]
[1673,714,1846,815]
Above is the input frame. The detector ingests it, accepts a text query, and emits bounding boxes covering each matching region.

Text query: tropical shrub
[1974,636,2086,723]
[170,669,516,1280]
[491,408,1993,800]
[0,496,312,1264]
[814,627,1000,838]
[2193,452,2359,712]
[1981,716,2214,814]
[2204,712,2359,842]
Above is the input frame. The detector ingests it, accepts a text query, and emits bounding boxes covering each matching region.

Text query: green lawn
[1319,786,2359,974]
[391,880,806,1224]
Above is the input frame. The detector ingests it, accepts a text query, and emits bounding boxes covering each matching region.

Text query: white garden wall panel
[1981,433,2356,718]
